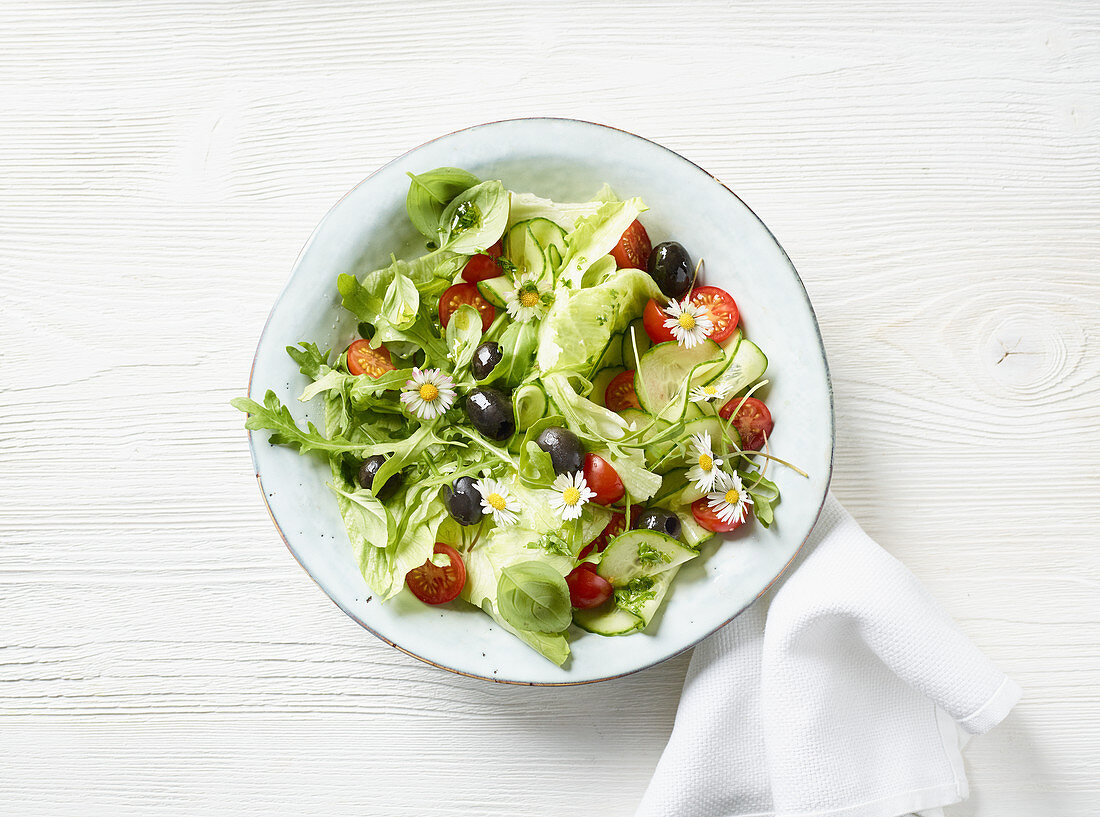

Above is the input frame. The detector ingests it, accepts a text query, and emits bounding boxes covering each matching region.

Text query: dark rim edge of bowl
[244,116,836,686]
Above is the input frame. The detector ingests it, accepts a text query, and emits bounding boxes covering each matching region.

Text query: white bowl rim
[244,117,835,685]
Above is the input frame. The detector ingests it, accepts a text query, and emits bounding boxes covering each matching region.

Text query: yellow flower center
[678,313,697,330]
[562,486,581,506]
[487,493,507,511]
[418,383,439,402]
[698,453,713,472]
[519,290,540,308]
[704,385,717,395]
[724,488,741,505]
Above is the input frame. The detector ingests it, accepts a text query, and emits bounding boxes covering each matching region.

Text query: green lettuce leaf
[557,196,646,288]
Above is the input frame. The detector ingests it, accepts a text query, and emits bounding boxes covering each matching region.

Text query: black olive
[443,475,483,526]
[535,426,584,475]
[471,341,503,380]
[636,509,683,540]
[357,455,386,490]
[647,241,694,300]
[464,387,515,441]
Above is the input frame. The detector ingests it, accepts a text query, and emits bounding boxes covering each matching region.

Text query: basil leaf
[444,303,484,372]
[380,272,420,330]
[496,561,571,633]
[438,180,509,254]
[406,167,481,239]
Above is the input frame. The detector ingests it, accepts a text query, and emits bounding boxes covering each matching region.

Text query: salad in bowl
[234,166,795,666]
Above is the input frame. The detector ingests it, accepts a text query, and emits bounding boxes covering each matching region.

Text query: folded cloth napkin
[636,494,1021,817]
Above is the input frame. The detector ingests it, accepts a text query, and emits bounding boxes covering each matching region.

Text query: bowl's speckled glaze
[245,118,833,684]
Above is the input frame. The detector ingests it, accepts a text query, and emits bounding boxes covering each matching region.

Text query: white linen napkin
[636,493,1021,817]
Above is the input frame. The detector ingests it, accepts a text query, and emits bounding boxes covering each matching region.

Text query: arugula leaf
[438,180,509,254]
[406,167,481,239]
[497,561,572,633]
[286,342,330,379]
[232,391,361,455]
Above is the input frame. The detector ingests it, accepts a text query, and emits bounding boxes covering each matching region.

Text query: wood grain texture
[1,1,1097,814]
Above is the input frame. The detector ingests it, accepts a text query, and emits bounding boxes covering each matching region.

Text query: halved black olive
[471,342,503,380]
[464,387,515,441]
[647,241,694,300]
[444,475,483,526]
[636,509,682,540]
[535,426,584,475]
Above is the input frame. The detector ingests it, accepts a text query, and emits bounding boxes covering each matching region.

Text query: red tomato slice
[610,220,651,270]
[642,298,676,344]
[691,497,749,533]
[718,396,774,451]
[566,564,613,609]
[579,512,625,559]
[405,543,466,605]
[605,370,641,412]
[461,240,505,283]
[439,282,495,331]
[689,286,739,343]
[583,453,625,505]
[346,339,395,378]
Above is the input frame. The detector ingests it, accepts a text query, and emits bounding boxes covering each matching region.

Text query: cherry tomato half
[605,369,641,412]
[439,282,495,332]
[405,543,466,605]
[642,298,676,344]
[583,453,625,505]
[346,339,395,378]
[718,396,774,451]
[690,286,739,343]
[566,563,614,609]
[579,512,625,559]
[610,220,651,270]
[461,240,504,283]
[691,497,749,534]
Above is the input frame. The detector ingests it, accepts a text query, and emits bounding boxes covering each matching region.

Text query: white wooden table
[3,2,1097,814]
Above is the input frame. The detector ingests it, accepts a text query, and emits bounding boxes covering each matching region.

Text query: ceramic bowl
[245,118,833,684]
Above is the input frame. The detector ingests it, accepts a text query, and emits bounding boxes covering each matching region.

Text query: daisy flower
[503,273,546,322]
[548,471,596,521]
[686,431,724,492]
[662,297,713,349]
[475,477,520,526]
[690,380,733,404]
[399,368,456,420]
[706,470,755,526]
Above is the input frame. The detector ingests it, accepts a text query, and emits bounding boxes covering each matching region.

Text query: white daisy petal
[475,477,520,526]
[503,273,546,323]
[705,471,754,526]
[690,379,733,404]
[662,298,714,349]
[399,367,456,420]
[686,431,724,492]
[549,471,595,521]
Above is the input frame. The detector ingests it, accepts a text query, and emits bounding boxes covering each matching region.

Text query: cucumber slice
[513,383,548,431]
[598,529,697,586]
[476,276,511,308]
[684,415,741,452]
[621,320,652,370]
[589,367,624,407]
[632,567,678,630]
[635,339,724,415]
[708,337,768,395]
[503,218,566,281]
[573,604,641,636]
